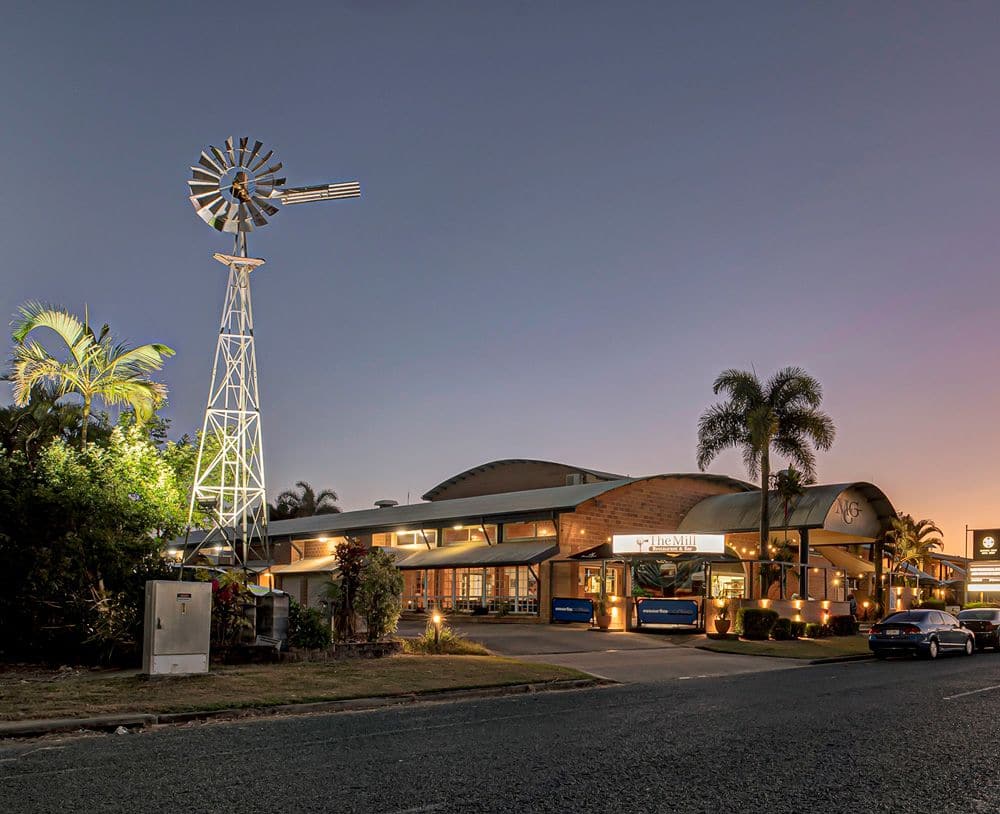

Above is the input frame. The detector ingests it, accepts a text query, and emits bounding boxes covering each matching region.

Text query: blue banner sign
[551,597,594,623]
[637,599,699,627]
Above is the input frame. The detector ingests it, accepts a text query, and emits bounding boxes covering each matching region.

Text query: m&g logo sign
[973,529,1000,561]
[834,499,861,525]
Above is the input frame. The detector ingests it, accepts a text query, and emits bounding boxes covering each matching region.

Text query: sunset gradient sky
[3,3,999,554]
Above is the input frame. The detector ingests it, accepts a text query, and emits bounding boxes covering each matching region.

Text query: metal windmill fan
[187,136,360,233]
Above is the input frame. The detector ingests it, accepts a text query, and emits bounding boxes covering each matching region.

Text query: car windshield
[959,610,998,620]
[883,611,926,623]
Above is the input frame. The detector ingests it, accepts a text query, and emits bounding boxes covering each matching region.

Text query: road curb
[0,678,611,739]
[808,654,876,664]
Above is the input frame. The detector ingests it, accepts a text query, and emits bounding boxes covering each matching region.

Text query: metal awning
[940,560,967,578]
[269,555,341,575]
[395,541,558,570]
[817,546,875,576]
[897,561,940,583]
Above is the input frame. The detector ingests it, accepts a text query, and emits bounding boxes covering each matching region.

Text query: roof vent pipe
[374,499,399,509]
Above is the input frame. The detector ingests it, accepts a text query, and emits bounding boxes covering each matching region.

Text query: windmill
[180,136,360,572]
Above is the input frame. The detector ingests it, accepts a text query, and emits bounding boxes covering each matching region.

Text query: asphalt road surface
[3,654,999,813]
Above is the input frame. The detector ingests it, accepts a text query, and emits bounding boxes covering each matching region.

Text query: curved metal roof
[677,482,897,538]
[421,459,625,501]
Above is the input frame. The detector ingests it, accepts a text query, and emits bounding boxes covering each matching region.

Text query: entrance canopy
[817,545,875,577]
[677,482,897,543]
[395,541,558,570]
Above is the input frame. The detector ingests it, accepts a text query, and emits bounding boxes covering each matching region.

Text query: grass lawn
[695,635,871,660]
[0,656,587,722]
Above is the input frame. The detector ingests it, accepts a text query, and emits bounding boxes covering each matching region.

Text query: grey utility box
[142,580,212,676]
[256,592,290,643]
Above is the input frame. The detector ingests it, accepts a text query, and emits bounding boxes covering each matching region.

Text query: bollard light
[432,612,442,648]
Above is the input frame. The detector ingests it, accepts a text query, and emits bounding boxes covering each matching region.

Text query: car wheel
[965,638,975,656]
[926,639,939,660]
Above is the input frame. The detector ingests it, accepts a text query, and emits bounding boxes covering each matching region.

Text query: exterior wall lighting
[794,599,803,610]
[794,613,802,622]
[579,529,586,535]
[821,600,830,610]
[759,598,770,608]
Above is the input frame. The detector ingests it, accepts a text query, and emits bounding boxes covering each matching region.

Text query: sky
[2,2,999,554]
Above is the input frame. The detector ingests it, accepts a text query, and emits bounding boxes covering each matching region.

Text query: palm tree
[887,514,943,599]
[269,480,341,521]
[697,367,836,568]
[10,302,174,445]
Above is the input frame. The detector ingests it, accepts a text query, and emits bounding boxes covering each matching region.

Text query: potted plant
[594,594,612,631]
[713,599,731,636]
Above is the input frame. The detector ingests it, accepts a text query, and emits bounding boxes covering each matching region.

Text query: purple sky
[3,3,999,554]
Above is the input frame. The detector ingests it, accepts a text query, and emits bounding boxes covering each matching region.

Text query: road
[3,652,999,813]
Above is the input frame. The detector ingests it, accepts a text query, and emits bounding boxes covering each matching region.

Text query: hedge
[914,599,946,611]
[771,617,795,640]
[790,620,807,639]
[737,607,779,640]
[829,614,858,636]
[804,622,833,639]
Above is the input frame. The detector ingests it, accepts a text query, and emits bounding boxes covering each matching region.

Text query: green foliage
[963,602,999,610]
[332,537,367,641]
[804,622,833,639]
[0,424,189,663]
[913,599,946,611]
[209,571,255,650]
[737,607,779,640]
[269,480,341,521]
[790,620,807,638]
[288,600,332,649]
[357,548,404,641]
[771,617,795,640]
[403,622,490,655]
[828,614,859,635]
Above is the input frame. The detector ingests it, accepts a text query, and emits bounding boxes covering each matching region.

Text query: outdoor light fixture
[432,612,443,648]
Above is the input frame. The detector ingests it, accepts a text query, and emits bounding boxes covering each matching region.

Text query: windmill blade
[190,189,223,208]
[191,167,220,184]
[188,179,220,195]
[197,153,224,176]
[210,145,231,170]
[257,162,283,178]
[280,181,361,205]
[246,140,264,169]
[252,196,279,217]
[237,137,249,167]
[249,149,273,173]
[237,203,253,232]
[224,137,237,167]
[245,198,268,228]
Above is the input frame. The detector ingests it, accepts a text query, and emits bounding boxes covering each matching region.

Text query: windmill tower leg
[181,239,269,572]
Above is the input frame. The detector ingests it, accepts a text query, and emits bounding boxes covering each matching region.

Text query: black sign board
[973,529,1000,561]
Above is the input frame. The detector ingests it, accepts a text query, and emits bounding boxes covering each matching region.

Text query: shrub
[963,601,999,610]
[829,614,859,636]
[771,617,795,640]
[914,599,946,611]
[288,600,332,649]
[790,620,807,639]
[737,607,779,640]
[804,622,833,639]
[357,548,405,641]
[403,622,490,655]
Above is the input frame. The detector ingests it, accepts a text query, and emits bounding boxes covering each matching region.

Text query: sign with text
[551,597,594,623]
[973,529,1000,561]
[636,598,699,626]
[612,533,725,556]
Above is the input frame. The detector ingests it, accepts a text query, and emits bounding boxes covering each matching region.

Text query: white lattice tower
[185,242,268,565]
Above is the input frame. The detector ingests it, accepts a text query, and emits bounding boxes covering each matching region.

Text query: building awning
[817,546,875,577]
[940,560,967,578]
[269,555,341,575]
[395,541,558,570]
[897,561,940,583]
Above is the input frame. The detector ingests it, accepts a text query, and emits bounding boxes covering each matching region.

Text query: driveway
[397,619,797,683]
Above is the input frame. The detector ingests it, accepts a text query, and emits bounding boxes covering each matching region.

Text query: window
[502,520,557,541]
[583,566,618,596]
[372,530,438,548]
[442,524,497,546]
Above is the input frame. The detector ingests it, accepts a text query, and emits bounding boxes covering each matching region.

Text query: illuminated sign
[636,598,699,626]
[973,529,1000,561]
[968,562,1000,592]
[612,533,725,555]
[551,598,594,623]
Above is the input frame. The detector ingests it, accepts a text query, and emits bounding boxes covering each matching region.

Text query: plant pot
[595,613,612,630]
[714,619,731,636]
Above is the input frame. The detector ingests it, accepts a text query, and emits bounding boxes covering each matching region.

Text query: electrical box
[142,580,212,676]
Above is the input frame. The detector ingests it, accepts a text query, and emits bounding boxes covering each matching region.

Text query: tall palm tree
[888,513,943,589]
[269,480,341,521]
[697,367,836,566]
[10,303,174,445]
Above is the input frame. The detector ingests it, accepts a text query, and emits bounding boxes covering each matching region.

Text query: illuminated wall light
[794,613,802,622]
[794,599,803,610]
[579,529,586,535]
[833,579,841,586]
[759,598,770,608]
[821,600,830,610]
[318,536,328,543]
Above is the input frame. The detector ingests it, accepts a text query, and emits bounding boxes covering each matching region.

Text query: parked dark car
[957,608,1000,651]
[868,609,975,659]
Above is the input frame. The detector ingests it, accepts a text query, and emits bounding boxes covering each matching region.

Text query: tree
[10,302,174,445]
[697,367,835,589]
[887,514,943,600]
[357,548,404,641]
[269,480,341,521]
[331,537,367,641]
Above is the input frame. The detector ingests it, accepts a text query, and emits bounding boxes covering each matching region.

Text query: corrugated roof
[269,555,340,575]
[421,459,626,501]
[395,541,558,569]
[818,545,875,576]
[677,482,897,537]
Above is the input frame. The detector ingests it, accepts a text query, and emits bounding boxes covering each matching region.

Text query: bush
[357,548,405,642]
[914,599,946,611]
[963,601,1000,610]
[790,620,807,639]
[771,617,795,640]
[288,600,332,649]
[737,607,779,640]
[804,622,833,639]
[403,621,490,655]
[829,614,859,636]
